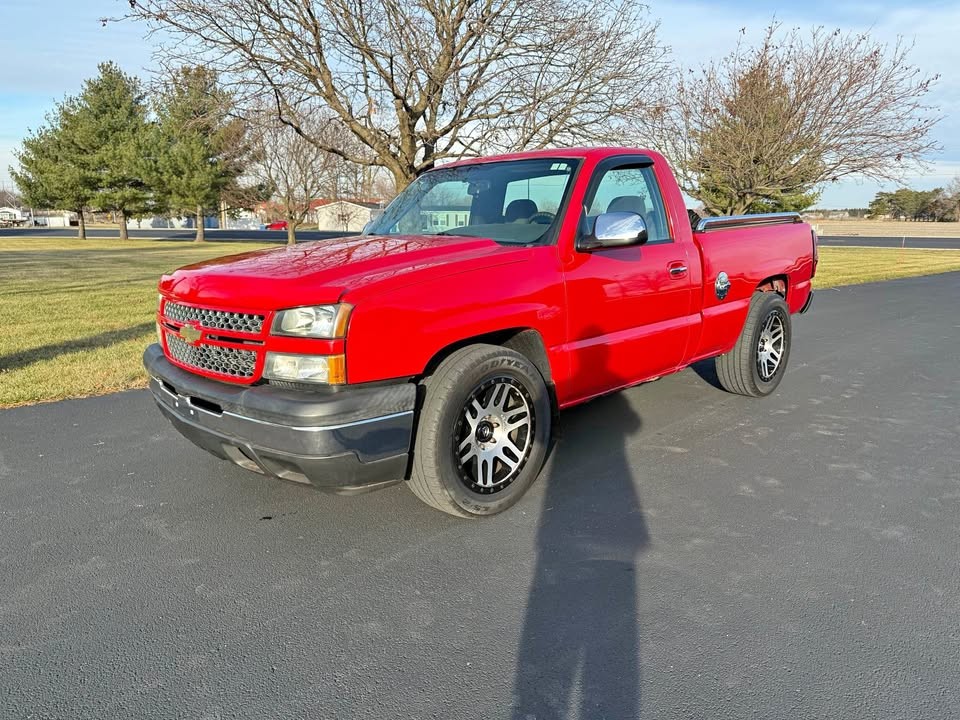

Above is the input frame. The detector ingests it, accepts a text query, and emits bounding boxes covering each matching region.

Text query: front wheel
[716,291,792,397]
[408,344,552,518]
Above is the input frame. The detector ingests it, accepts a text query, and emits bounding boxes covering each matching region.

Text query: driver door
[562,158,695,402]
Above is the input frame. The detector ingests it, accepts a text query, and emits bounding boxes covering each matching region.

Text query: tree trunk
[77,210,86,240]
[390,166,416,194]
[195,206,205,242]
[118,210,128,241]
[286,222,297,246]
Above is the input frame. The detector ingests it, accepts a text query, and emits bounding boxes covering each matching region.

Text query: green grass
[0,237,269,407]
[814,247,960,288]
[1,239,959,408]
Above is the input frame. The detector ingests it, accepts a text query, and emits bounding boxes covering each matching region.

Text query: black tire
[408,344,552,518]
[716,291,792,397]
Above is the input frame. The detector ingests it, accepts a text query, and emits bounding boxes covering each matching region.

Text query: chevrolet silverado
[144,147,817,517]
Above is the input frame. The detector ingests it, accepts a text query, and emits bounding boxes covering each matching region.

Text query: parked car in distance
[145,147,817,518]
[264,220,288,231]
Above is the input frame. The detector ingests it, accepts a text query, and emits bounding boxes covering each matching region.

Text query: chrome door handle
[669,265,688,276]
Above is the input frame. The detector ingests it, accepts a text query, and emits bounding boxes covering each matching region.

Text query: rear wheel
[408,344,551,517]
[716,291,792,397]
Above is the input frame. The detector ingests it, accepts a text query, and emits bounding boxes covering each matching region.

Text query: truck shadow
[0,322,155,373]
[512,386,650,717]
[690,357,724,391]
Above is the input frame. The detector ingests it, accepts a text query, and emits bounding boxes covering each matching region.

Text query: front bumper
[143,344,416,493]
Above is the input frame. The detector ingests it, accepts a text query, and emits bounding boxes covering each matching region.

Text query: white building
[126,215,219,230]
[421,206,471,232]
[313,199,383,232]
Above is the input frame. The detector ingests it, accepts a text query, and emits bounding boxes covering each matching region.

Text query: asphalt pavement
[816,235,960,249]
[1,273,958,719]
[3,226,960,249]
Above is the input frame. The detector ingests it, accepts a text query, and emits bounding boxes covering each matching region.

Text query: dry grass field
[814,219,960,237]
[814,247,960,287]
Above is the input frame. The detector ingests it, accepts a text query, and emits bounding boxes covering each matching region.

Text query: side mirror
[579,211,648,250]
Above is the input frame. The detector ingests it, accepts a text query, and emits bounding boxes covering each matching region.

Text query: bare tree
[122,0,670,190]
[248,108,345,244]
[334,161,382,204]
[331,202,368,232]
[655,24,940,215]
[0,187,22,208]
[947,177,960,223]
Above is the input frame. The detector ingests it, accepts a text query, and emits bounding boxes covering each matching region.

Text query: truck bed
[688,214,816,362]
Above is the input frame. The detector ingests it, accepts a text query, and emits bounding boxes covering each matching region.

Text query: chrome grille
[166,333,257,379]
[164,301,264,334]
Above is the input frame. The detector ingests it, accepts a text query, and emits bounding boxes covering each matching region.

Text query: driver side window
[587,165,671,243]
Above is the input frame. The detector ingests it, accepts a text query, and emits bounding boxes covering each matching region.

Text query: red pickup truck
[145,147,816,517]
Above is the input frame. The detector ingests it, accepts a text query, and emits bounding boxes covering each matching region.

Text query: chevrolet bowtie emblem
[179,324,203,344]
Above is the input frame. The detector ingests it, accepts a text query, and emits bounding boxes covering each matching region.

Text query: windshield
[365,158,579,245]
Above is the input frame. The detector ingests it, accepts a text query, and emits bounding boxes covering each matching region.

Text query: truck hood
[159,234,531,309]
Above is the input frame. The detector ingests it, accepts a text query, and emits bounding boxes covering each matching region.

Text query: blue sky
[1,0,958,208]
[0,1,155,190]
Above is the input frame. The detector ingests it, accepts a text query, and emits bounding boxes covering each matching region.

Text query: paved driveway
[1,273,958,719]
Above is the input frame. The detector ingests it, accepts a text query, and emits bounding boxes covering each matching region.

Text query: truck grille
[166,333,257,379]
[164,301,264,334]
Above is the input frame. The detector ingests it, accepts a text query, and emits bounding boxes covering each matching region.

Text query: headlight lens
[271,304,351,338]
[263,353,346,384]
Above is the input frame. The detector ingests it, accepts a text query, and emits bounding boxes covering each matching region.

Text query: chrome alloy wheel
[453,377,534,494]
[757,310,786,381]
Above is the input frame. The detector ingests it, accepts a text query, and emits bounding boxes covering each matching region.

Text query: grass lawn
[1,239,959,408]
[813,247,960,288]
[0,238,268,407]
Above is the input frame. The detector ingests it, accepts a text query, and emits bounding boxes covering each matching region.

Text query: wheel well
[422,328,558,426]
[423,328,553,384]
[756,275,787,296]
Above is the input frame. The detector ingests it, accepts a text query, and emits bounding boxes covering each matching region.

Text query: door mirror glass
[580,211,648,250]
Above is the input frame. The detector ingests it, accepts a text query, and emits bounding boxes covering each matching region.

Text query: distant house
[32,210,76,228]
[420,204,471,232]
[312,199,384,232]
[313,198,471,234]
[127,214,220,230]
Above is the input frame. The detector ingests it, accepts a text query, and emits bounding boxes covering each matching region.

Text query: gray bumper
[143,344,416,493]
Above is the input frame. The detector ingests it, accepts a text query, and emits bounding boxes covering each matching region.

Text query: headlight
[263,353,346,384]
[271,304,352,338]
